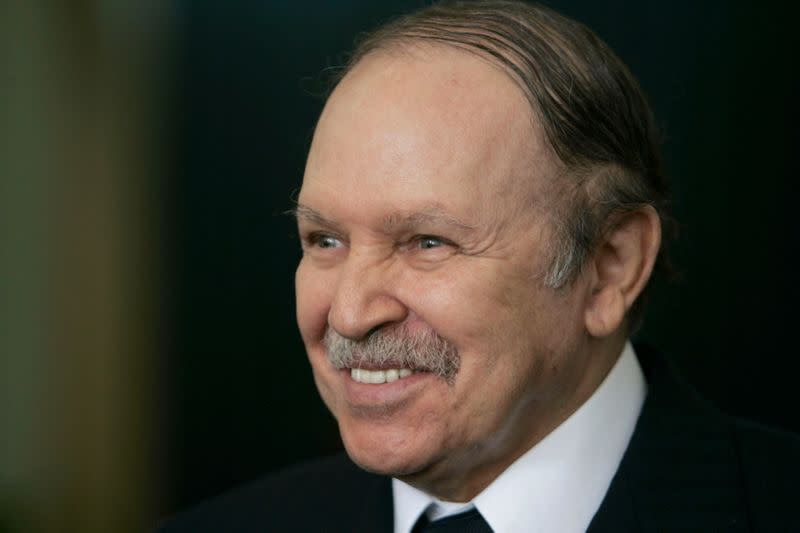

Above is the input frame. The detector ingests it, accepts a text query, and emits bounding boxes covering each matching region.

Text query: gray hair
[324,325,460,383]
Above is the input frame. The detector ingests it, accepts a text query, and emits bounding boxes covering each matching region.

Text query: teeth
[350,368,415,384]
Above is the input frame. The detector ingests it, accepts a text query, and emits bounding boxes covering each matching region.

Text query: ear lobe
[584,206,661,338]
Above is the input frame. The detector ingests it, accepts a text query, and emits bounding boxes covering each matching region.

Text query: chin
[338,419,438,477]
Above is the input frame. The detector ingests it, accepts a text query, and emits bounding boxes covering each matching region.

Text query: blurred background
[1,0,797,531]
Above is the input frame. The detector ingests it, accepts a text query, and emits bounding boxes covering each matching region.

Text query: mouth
[337,365,432,411]
[349,367,417,384]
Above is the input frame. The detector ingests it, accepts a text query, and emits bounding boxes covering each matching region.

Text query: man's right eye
[306,232,343,249]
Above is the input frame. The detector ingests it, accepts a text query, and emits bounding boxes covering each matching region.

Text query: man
[160,1,800,531]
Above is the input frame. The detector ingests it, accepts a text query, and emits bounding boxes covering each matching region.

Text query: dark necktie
[411,508,494,533]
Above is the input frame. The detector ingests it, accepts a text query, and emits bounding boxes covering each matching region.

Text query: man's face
[295,47,592,491]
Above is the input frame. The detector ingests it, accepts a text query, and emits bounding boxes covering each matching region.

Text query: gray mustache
[324,325,460,382]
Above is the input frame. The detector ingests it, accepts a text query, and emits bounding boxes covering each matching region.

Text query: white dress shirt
[392,341,646,533]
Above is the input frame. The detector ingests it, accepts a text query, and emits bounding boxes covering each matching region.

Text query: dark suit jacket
[158,345,800,531]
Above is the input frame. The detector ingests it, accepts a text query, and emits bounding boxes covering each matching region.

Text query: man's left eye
[317,235,342,248]
[417,236,445,249]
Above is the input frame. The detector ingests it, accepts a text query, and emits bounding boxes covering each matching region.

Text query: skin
[294,45,661,501]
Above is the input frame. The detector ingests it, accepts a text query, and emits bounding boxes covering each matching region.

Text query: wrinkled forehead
[302,45,558,215]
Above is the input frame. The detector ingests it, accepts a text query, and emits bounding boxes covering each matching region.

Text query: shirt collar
[392,341,646,533]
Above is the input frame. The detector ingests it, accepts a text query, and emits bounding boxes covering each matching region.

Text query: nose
[327,250,408,340]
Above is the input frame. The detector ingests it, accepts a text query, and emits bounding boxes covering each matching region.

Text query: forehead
[300,45,555,221]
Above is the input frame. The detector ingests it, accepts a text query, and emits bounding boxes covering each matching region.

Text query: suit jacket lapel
[589,344,751,532]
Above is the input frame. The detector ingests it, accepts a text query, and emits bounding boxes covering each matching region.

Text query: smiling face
[295,46,601,499]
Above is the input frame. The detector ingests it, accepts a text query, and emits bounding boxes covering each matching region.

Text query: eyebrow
[289,205,345,232]
[382,208,477,234]
[289,204,478,234]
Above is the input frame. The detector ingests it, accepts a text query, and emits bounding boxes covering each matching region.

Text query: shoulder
[733,416,800,467]
[156,453,388,533]
[730,417,800,530]
[614,344,800,529]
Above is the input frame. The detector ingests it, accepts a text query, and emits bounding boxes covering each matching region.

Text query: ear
[584,206,661,338]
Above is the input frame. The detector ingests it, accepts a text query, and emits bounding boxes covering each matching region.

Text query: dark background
[163,0,799,516]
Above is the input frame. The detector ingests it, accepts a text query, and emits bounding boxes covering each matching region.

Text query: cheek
[399,259,523,350]
[402,258,562,399]
[295,259,335,344]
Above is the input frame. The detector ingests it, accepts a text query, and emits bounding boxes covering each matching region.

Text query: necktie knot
[411,507,493,533]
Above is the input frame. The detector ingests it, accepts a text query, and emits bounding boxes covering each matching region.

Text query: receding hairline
[324,37,564,206]
[344,37,528,90]
[335,37,556,160]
